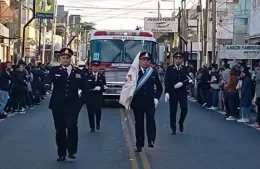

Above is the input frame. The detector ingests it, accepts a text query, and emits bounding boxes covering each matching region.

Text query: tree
[56,23,65,36]
[80,22,96,31]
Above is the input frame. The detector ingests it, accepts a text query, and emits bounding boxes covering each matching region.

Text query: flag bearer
[131,52,163,152]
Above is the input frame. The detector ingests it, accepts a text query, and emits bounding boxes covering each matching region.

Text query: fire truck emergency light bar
[94,31,153,37]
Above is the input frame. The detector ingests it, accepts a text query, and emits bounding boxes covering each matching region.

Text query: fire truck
[89,30,158,100]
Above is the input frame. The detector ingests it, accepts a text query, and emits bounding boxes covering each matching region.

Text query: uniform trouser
[256,98,260,126]
[169,93,188,131]
[132,106,156,148]
[52,111,79,156]
[86,94,102,129]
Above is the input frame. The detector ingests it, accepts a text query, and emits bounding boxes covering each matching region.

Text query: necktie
[64,68,69,77]
[94,73,97,81]
[143,69,146,74]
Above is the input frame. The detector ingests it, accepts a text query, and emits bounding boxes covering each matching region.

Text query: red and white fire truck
[89,30,158,100]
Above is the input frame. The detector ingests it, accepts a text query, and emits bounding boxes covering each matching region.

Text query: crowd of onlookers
[0,60,51,119]
[187,61,260,130]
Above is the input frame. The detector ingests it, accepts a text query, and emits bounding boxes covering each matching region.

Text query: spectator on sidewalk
[254,67,260,130]
[208,64,220,110]
[0,61,12,119]
[237,67,253,123]
[12,64,27,113]
[225,68,239,120]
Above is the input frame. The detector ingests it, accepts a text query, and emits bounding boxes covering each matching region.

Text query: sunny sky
[57,0,200,30]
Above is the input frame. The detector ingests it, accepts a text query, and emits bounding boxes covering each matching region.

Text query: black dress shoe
[68,154,76,159]
[57,156,66,161]
[148,142,154,148]
[179,124,184,133]
[90,128,95,132]
[135,147,142,152]
[96,124,100,130]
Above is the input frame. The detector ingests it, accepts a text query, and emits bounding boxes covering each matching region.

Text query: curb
[188,97,260,131]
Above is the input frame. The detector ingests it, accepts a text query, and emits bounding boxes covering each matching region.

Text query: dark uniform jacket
[131,69,163,108]
[165,65,190,94]
[48,65,84,113]
[81,71,106,102]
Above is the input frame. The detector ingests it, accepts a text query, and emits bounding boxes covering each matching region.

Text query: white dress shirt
[93,72,98,81]
[175,65,181,70]
[62,65,72,76]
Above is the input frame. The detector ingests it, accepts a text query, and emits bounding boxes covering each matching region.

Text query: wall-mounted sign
[35,0,55,19]
[144,17,178,33]
[219,45,260,59]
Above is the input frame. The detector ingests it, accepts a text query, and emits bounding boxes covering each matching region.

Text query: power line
[65,6,175,10]
[67,0,155,19]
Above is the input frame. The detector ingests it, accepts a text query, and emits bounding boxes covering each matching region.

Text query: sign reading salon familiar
[219,45,260,59]
[144,17,178,33]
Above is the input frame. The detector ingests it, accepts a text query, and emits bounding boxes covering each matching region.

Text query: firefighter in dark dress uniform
[48,48,84,161]
[82,60,106,132]
[131,52,163,152]
[164,51,192,135]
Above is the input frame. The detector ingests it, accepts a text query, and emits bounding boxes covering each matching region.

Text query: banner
[218,45,260,59]
[35,0,55,19]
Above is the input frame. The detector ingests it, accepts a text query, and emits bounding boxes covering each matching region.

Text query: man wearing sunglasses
[48,47,84,162]
[164,51,192,135]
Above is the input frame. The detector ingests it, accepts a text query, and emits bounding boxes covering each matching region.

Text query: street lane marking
[120,109,139,169]
[124,109,152,169]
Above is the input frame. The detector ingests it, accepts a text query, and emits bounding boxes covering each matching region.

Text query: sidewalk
[188,96,260,130]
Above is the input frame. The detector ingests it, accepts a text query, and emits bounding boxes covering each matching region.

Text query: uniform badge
[75,74,81,78]
[65,49,69,54]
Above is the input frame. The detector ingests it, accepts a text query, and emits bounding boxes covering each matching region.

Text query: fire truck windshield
[90,39,157,63]
[124,40,156,63]
[90,39,123,62]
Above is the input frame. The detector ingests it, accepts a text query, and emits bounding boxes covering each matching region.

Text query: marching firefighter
[164,51,192,135]
[82,59,106,132]
[131,52,163,152]
[48,48,84,161]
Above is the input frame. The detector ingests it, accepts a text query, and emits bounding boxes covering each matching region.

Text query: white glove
[104,85,108,90]
[189,79,193,83]
[94,86,101,91]
[154,98,159,108]
[78,90,82,97]
[165,93,170,102]
[174,82,183,89]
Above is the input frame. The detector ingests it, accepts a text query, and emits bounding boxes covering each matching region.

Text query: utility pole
[16,0,22,63]
[51,17,57,63]
[183,0,188,65]
[42,0,47,63]
[212,0,217,63]
[38,19,42,60]
[203,0,209,65]
[158,1,160,18]
[197,0,202,69]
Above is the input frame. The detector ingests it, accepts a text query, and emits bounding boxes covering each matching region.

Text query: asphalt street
[0,99,260,169]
